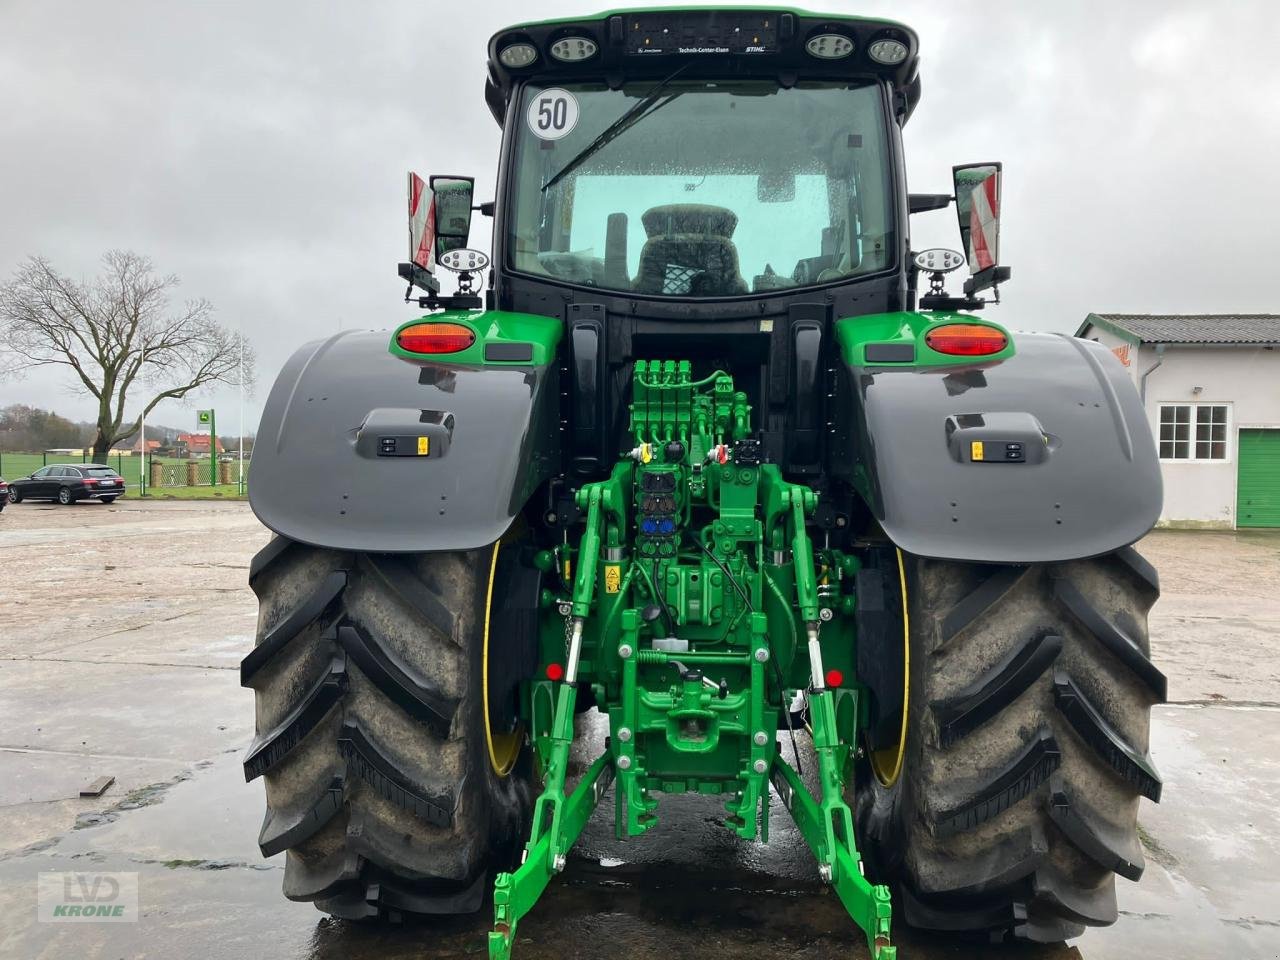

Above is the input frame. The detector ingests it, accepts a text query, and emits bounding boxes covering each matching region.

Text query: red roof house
[176,433,224,455]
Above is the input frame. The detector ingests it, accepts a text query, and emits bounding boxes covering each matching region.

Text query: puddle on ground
[2,710,1266,960]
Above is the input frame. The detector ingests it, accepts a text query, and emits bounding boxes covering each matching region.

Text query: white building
[1076,314,1280,529]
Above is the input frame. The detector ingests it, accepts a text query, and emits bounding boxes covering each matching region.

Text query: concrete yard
[1,500,1277,959]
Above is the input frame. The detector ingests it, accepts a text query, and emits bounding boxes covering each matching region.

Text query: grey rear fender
[249,330,559,553]
[834,332,1162,563]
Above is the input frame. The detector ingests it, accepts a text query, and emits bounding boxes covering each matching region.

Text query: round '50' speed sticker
[527,88,579,140]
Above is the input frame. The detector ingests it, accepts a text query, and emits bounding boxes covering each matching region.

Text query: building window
[1158,404,1229,461]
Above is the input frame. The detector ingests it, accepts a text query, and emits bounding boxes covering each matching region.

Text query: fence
[0,451,247,496]
[149,460,247,487]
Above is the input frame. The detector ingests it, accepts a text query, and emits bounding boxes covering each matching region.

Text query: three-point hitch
[489,363,896,959]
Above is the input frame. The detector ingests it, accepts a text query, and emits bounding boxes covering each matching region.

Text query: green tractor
[243,9,1165,958]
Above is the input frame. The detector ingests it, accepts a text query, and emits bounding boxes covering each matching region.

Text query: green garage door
[1238,429,1280,528]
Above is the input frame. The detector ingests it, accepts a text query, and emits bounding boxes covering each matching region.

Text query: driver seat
[634,204,748,296]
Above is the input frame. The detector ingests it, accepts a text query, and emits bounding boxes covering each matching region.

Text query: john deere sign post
[197,409,216,486]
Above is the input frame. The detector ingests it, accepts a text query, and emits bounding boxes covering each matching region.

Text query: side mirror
[952,162,1006,294]
[404,172,476,293]
[429,175,475,258]
[401,172,486,309]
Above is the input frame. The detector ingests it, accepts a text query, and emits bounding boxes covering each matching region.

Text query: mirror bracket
[398,261,440,296]
[397,261,481,311]
[919,293,987,312]
[412,293,484,312]
[921,266,1010,311]
[909,193,952,214]
[963,265,1012,297]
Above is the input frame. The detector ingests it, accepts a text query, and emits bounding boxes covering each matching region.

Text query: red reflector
[924,323,1008,356]
[546,663,565,682]
[396,322,476,355]
[825,669,843,688]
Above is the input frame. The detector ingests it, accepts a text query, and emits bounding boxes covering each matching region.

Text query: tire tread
[939,565,1030,650]
[863,551,1160,943]
[931,730,1063,837]
[337,622,458,737]
[1052,575,1167,701]
[337,720,457,828]
[1047,773,1145,882]
[247,543,529,920]
[243,657,347,781]
[258,774,346,857]
[1053,668,1162,801]
[358,554,458,644]
[240,570,346,686]
[931,633,1062,746]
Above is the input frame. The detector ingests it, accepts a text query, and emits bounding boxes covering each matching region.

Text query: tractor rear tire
[857,548,1164,942]
[242,537,531,920]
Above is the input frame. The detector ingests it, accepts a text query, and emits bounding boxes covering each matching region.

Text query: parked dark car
[7,464,126,505]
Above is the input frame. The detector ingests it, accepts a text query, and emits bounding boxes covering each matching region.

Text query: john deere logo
[197,410,212,425]
[38,872,138,923]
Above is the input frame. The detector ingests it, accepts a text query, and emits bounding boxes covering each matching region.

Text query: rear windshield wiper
[541,64,691,193]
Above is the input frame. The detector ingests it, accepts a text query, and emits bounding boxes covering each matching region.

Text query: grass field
[0,452,247,496]
[141,484,246,500]
[0,452,146,486]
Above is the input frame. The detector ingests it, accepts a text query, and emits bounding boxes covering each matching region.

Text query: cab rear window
[508,80,894,298]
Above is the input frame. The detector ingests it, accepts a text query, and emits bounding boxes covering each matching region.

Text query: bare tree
[0,251,254,459]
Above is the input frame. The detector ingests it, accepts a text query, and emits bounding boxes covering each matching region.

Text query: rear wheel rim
[869,547,910,788]
[59,489,70,504]
[482,539,523,777]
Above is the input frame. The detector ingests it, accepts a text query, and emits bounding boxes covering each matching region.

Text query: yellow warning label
[970,440,985,462]
[604,564,621,594]
[417,436,430,456]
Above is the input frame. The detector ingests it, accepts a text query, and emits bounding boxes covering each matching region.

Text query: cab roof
[484,7,921,124]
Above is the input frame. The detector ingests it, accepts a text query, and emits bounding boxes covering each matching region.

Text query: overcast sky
[1,0,1276,436]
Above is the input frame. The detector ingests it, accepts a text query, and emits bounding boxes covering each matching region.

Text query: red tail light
[924,323,1008,356]
[396,322,476,355]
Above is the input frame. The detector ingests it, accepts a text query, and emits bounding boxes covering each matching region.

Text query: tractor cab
[502,75,896,301]
[484,10,920,320]
[417,10,1008,315]
[399,9,1008,484]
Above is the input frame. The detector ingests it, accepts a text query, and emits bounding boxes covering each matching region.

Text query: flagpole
[238,319,245,496]
[139,345,147,498]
